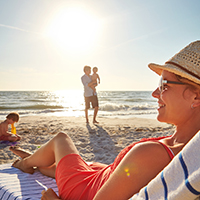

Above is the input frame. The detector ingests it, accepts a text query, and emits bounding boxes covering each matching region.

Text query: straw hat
[148,40,200,85]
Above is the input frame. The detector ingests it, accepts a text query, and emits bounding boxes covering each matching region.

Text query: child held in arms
[90,66,100,94]
[0,112,21,142]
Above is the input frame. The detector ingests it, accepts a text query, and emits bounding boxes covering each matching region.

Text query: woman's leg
[11,132,79,174]
[10,146,32,158]
[10,146,56,178]
[38,164,56,178]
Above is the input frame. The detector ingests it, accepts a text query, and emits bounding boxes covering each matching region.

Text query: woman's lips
[158,102,165,109]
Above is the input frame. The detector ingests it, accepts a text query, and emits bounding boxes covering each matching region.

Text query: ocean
[0,90,158,120]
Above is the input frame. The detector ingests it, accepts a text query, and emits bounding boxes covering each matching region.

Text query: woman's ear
[192,90,200,108]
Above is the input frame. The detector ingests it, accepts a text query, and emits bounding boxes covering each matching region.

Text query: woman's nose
[152,87,160,98]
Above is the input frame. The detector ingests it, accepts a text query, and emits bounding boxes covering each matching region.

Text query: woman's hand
[41,188,61,200]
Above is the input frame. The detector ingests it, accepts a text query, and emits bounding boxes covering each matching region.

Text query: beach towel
[131,131,200,200]
[0,163,58,200]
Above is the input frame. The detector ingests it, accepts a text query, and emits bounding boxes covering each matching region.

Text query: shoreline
[0,116,174,165]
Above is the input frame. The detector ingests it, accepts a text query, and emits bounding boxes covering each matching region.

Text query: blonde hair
[83,65,91,72]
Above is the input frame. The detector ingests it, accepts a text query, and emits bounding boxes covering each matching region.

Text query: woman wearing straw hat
[10,41,200,200]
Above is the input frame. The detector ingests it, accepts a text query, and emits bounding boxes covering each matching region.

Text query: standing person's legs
[84,96,91,123]
[92,95,99,123]
[11,132,79,175]
[93,106,99,123]
[85,108,89,123]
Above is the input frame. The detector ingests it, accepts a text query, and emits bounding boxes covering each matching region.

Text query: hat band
[165,61,200,80]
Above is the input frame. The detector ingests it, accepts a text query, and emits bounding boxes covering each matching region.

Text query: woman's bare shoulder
[126,141,172,167]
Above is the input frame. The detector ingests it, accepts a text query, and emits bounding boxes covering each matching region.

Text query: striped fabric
[131,131,200,200]
[0,163,58,200]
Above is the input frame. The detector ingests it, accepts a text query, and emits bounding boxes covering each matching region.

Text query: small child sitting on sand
[0,112,21,142]
[90,66,100,94]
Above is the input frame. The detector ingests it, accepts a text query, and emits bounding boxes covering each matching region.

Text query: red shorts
[55,154,109,200]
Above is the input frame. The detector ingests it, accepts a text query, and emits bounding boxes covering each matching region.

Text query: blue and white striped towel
[0,163,58,200]
[131,131,200,200]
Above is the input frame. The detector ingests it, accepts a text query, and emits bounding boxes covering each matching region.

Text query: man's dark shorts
[85,95,99,109]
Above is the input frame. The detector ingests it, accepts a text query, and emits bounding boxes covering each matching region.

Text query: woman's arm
[93,141,172,200]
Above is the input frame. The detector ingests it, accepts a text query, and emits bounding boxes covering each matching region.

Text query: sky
[0,0,200,91]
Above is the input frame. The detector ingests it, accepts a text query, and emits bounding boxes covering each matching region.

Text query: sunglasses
[159,76,186,93]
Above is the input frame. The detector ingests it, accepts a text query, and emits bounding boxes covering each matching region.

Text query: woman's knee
[54,132,71,141]
[53,132,78,163]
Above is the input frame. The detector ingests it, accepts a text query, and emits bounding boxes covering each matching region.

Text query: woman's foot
[10,146,55,178]
[12,159,35,174]
[9,146,32,159]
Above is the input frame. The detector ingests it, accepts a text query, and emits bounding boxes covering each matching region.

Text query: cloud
[0,23,41,35]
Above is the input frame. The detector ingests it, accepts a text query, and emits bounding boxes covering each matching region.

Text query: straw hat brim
[148,62,200,85]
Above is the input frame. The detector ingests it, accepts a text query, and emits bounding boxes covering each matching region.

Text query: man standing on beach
[81,65,99,124]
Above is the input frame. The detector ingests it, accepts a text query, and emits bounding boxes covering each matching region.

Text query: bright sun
[45,7,102,52]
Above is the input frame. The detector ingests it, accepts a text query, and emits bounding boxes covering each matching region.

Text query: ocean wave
[123,98,156,102]
[28,99,50,102]
[0,105,64,110]
[99,103,129,111]
[0,91,157,120]
[99,103,156,111]
[0,108,65,118]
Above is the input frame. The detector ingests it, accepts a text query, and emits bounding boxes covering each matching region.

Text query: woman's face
[152,70,195,125]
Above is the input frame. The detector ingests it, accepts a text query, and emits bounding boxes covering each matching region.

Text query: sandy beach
[0,116,174,165]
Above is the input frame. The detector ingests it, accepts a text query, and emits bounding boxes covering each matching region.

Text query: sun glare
[45,7,102,52]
